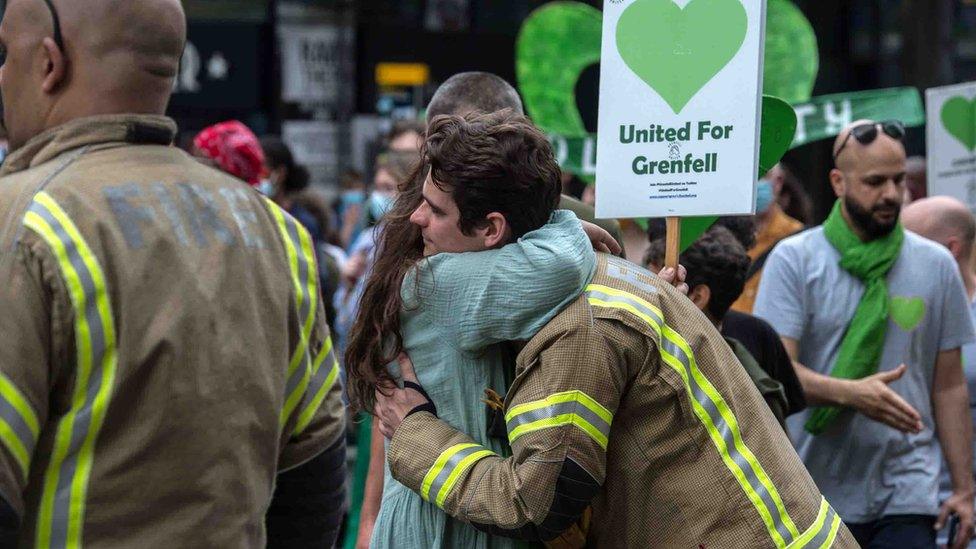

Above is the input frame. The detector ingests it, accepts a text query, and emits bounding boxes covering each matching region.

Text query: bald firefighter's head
[0,0,186,150]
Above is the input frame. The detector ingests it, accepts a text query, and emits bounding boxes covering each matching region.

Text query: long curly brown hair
[344,110,561,413]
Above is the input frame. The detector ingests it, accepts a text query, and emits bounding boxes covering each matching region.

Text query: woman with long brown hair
[345,111,602,548]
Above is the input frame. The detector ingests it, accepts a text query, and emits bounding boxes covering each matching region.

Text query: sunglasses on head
[833,120,905,162]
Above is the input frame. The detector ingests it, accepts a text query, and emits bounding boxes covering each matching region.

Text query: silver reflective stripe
[506,400,610,439]
[659,337,794,545]
[798,504,839,549]
[277,209,317,420]
[29,199,114,549]
[0,391,36,467]
[304,348,336,400]
[425,445,486,503]
[586,289,663,327]
[607,257,658,295]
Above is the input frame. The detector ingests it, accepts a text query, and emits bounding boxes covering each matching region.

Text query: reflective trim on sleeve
[421,443,496,508]
[585,283,804,549]
[24,192,118,549]
[292,336,340,436]
[786,498,842,549]
[264,200,319,429]
[0,373,40,479]
[505,390,613,449]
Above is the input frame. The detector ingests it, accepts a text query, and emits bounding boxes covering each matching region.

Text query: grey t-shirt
[754,227,976,523]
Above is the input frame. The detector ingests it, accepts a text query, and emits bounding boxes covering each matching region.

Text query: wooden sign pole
[665,216,681,269]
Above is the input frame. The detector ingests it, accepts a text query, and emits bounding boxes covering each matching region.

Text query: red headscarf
[193,120,267,185]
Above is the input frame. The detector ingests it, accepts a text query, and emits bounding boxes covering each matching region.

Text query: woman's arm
[405,210,597,352]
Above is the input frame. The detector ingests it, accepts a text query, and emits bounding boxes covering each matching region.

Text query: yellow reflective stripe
[786,498,842,549]
[26,192,118,549]
[421,443,479,501]
[0,374,40,478]
[660,324,799,545]
[586,284,664,336]
[0,421,29,480]
[587,286,799,548]
[505,390,612,425]
[587,284,664,319]
[293,340,340,436]
[819,513,842,549]
[505,390,613,449]
[265,200,318,428]
[0,375,39,438]
[435,449,494,507]
[508,414,608,449]
[787,499,829,548]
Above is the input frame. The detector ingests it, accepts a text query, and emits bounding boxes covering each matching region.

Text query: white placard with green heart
[925,82,976,213]
[595,0,767,218]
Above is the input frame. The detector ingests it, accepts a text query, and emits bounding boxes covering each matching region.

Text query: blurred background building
[170,0,976,220]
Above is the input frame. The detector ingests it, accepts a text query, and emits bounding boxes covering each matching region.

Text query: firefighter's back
[0,115,342,547]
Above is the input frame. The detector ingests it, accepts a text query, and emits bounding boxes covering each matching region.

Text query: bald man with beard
[756,121,976,548]
[0,1,345,547]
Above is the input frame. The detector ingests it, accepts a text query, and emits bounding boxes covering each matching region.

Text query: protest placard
[926,82,976,211]
[595,0,767,219]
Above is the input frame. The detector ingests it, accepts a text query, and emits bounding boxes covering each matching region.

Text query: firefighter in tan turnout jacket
[380,254,859,548]
[0,0,344,546]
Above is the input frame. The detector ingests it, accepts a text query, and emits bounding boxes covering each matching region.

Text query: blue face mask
[340,190,365,208]
[755,179,774,213]
[369,192,395,220]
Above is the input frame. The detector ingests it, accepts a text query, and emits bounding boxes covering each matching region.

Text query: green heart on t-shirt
[889,296,926,332]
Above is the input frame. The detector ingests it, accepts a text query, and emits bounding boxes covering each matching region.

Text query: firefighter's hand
[580,221,622,255]
[657,265,689,296]
[375,353,430,439]
[846,364,923,433]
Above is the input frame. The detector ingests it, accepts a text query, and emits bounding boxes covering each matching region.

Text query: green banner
[790,87,924,147]
[554,87,925,178]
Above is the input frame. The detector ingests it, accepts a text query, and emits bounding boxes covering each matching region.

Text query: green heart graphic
[616,0,748,114]
[941,96,976,152]
[763,0,818,104]
[890,296,926,332]
[516,1,601,138]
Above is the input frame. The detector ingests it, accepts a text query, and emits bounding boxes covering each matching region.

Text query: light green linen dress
[369,211,596,549]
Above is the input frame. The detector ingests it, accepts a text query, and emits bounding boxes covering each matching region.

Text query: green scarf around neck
[805,200,905,435]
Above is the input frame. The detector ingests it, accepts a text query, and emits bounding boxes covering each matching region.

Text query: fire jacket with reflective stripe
[388,254,859,548]
[0,115,344,548]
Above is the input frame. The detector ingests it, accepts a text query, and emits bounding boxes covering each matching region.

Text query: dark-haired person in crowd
[756,120,975,549]
[368,113,857,548]
[645,216,807,419]
[346,111,613,548]
[646,226,800,429]
[259,136,318,238]
[731,163,806,314]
